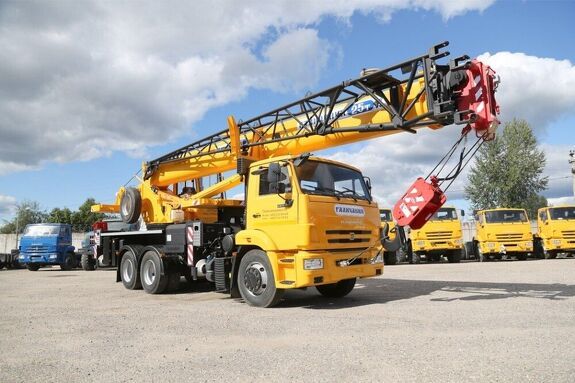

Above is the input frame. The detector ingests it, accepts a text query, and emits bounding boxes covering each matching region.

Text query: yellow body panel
[410,207,463,253]
[475,208,533,254]
[536,206,575,252]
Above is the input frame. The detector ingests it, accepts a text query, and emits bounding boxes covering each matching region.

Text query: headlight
[18,255,25,260]
[304,258,324,270]
[525,241,533,248]
[454,239,462,245]
[416,240,426,247]
[487,242,495,248]
[552,239,561,246]
[49,254,58,259]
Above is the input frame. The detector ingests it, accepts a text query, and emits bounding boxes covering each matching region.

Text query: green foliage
[0,201,48,234]
[465,119,548,219]
[1,198,104,233]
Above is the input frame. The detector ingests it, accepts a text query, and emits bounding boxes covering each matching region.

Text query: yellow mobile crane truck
[93,42,499,307]
[408,206,464,263]
[534,206,575,258]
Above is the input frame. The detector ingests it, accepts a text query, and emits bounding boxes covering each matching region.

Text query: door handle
[252,213,261,218]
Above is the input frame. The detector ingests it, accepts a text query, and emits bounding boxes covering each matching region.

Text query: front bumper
[412,239,463,252]
[274,248,383,289]
[480,241,533,254]
[544,238,575,252]
[20,253,59,264]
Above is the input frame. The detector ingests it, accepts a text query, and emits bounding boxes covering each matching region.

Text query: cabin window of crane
[295,160,370,201]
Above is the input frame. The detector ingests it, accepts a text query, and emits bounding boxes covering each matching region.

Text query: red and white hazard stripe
[186,226,194,266]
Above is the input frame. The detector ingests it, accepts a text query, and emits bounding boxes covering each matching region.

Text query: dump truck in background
[472,208,533,261]
[408,206,464,263]
[534,205,575,258]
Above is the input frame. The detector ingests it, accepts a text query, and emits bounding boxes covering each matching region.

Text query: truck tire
[27,264,40,271]
[140,249,168,294]
[81,252,96,271]
[238,249,284,307]
[533,239,545,259]
[60,253,76,271]
[384,251,397,265]
[316,278,356,298]
[547,250,558,259]
[0,261,5,269]
[120,187,142,224]
[121,249,142,290]
[516,252,528,261]
[447,250,462,263]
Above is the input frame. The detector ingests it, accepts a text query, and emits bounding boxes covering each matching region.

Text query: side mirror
[460,210,465,217]
[364,177,372,191]
[267,163,281,193]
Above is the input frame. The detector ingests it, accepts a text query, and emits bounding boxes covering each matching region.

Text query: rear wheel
[140,250,168,294]
[27,264,40,271]
[516,252,528,261]
[121,249,141,290]
[316,278,356,298]
[238,249,283,307]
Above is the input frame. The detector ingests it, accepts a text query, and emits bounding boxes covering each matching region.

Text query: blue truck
[18,223,78,271]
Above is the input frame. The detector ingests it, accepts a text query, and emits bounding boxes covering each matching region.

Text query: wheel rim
[143,259,157,286]
[122,257,134,282]
[243,261,268,296]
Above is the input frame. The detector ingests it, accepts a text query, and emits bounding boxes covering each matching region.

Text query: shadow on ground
[274,277,575,310]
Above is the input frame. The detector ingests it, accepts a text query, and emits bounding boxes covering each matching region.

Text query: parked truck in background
[407,206,464,263]
[534,205,575,258]
[18,223,78,271]
[473,208,533,261]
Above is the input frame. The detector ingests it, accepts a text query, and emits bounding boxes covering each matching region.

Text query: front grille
[326,230,371,244]
[495,233,524,242]
[25,246,49,253]
[562,230,575,239]
[426,231,452,240]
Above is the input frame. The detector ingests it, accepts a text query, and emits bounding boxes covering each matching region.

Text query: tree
[71,198,104,232]
[0,201,48,234]
[465,119,548,219]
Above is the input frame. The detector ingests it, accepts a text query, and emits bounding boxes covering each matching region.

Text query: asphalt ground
[1,258,574,382]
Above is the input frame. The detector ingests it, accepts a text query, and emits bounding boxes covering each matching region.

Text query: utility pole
[570,149,575,196]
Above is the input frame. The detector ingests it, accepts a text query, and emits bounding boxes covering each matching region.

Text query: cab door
[246,162,299,250]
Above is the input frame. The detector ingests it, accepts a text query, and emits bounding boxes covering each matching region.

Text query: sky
[1,0,574,222]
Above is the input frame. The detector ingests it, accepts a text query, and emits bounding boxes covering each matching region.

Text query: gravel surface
[1,259,574,382]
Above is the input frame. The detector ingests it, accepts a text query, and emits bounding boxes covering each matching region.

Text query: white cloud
[542,143,574,199]
[547,196,575,206]
[0,0,495,174]
[0,195,17,216]
[478,52,575,130]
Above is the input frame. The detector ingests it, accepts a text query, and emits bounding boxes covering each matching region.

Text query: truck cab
[409,206,463,263]
[474,208,532,261]
[535,206,575,258]
[18,223,77,271]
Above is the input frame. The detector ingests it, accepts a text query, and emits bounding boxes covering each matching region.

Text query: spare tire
[120,187,142,224]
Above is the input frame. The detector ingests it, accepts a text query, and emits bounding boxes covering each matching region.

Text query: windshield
[380,209,392,221]
[549,207,575,220]
[430,208,457,221]
[485,210,527,223]
[23,225,59,236]
[295,160,370,200]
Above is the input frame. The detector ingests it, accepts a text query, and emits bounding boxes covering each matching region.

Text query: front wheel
[27,264,40,271]
[384,251,397,265]
[316,278,356,298]
[516,252,528,261]
[81,252,96,271]
[447,250,462,263]
[238,249,283,308]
